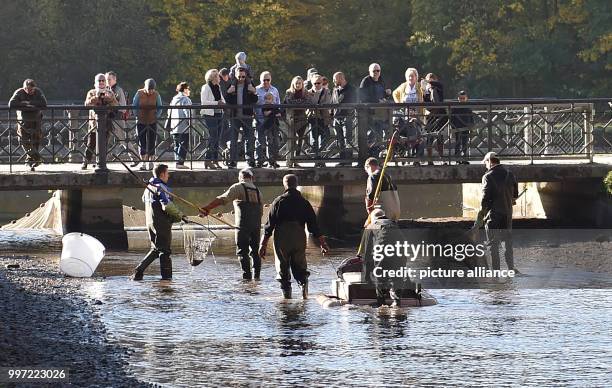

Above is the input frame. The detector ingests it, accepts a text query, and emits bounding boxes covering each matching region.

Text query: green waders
[273,221,309,292]
[134,201,173,279]
[235,184,263,279]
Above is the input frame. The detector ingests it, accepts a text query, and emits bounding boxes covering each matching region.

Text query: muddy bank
[0,255,146,387]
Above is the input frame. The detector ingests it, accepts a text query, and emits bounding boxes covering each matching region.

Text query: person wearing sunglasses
[226,67,258,169]
[359,63,393,152]
[255,71,281,168]
[8,79,48,171]
[308,74,332,167]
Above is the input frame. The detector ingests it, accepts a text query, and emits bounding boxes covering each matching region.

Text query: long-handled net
[181,220,216,267]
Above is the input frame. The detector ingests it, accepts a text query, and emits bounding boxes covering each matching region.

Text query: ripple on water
[77,251,612,387]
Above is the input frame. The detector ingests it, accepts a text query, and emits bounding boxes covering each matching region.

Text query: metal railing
[0,98,610,172]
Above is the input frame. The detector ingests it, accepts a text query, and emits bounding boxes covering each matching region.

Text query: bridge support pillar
[300,184,365,237]
[58,188,128,249]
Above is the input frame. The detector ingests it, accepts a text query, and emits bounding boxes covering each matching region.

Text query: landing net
[181,223,216,267]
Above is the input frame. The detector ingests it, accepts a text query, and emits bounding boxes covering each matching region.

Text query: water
[82,248,612,387]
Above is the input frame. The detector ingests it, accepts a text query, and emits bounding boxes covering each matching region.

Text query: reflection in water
[77,250,612,387]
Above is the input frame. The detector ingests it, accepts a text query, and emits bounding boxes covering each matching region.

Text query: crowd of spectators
[7,51,476,170]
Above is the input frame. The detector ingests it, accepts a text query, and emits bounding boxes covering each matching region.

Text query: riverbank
[0,254,146,387]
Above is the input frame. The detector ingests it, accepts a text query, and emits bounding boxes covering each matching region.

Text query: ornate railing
[0,98,610,172]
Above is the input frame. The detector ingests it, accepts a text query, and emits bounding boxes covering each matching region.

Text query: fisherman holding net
[199,168,263,280]
[131,163,185,281]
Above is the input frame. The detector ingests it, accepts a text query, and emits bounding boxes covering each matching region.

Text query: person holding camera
[226,67,258,169]
[83,73,118,170]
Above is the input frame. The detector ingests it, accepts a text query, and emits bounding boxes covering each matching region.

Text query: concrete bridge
[1,158,610,191]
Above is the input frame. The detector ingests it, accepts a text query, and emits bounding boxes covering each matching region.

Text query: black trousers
[485,213,514,271]
[135,221,173,279]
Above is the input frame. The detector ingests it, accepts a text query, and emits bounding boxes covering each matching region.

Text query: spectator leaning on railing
[423,73,446,165]
[332,71,358,163]
[8,79,47,171]
[167,82,193,170]
[83,73,118,170]
[308,74,332,167]
[132,78,162,171]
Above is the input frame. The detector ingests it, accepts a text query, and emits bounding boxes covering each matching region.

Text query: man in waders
[364,209,414,308]
[364,157,401,221]
[199,168,263,280]
[258,174,329,299]
[132,164,185,281]
[471,152,520,273]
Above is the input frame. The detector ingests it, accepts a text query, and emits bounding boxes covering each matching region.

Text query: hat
[482,151,498,163]
[144,78,156,90]
[307,67,318,77]
[458,90,467,96]
[370,208,386,221]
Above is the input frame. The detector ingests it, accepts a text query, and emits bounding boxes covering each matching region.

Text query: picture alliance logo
[372,241,486,263]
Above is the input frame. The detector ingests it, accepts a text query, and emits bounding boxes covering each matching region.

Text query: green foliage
[0,0,609,101]
[605,171,612,196]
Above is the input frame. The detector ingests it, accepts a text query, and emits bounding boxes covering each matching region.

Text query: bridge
[1,98,610,248]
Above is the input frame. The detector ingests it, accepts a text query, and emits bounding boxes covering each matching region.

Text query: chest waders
[273,221,309,294]
[234,184,263,279]
[134,198,174,280]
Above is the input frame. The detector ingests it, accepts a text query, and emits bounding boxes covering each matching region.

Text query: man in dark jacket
[359,63,392,151]
[332,72,358,160]
[226,67,258,169]
[259,174,330,299]
[132,164,185,281]
[472,152,519,272]
[450,90,474,164]
[8,79,48,171]
[423,73,447,165]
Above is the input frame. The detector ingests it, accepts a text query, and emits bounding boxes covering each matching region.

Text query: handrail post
[486,104,493,152]
[67,109,78,163]
[8,109,13,174]
[357,107,369,166]
[95,108,108,172]
[586,103,594,163]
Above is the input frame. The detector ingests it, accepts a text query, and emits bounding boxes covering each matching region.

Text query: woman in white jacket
[168,82,193,169]
[200,69,226,169]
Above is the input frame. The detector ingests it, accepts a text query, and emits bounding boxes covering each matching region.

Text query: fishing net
[181,222,216,267]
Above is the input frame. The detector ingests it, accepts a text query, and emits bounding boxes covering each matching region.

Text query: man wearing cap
[8,79,48,171]
[199,168,263,280]
[259,174,329,299]
[472,152,520,272]
[450,90,475,164]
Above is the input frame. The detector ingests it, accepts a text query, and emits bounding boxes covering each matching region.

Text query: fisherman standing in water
[200,168,263,280]
[132,164,185,281]
[471,152,520,273]
[259,174,329,299]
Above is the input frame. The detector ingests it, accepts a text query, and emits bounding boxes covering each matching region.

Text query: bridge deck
[0,156,610,190]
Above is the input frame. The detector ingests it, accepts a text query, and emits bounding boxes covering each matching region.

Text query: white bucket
[60,232,106,277]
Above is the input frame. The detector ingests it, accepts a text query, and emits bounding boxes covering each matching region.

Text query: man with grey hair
[255,71,281,167]
[200,168,263,280]
[332,71,358,162]
[8,79,48,171]
[259,174,329,299]
[472,152,520,273]
[360,63,393,149]
[83,73,119,169]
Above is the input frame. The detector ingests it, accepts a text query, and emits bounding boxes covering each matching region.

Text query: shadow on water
[2,229,612,386]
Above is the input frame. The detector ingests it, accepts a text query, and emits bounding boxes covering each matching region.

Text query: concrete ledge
[0,161,610,190]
